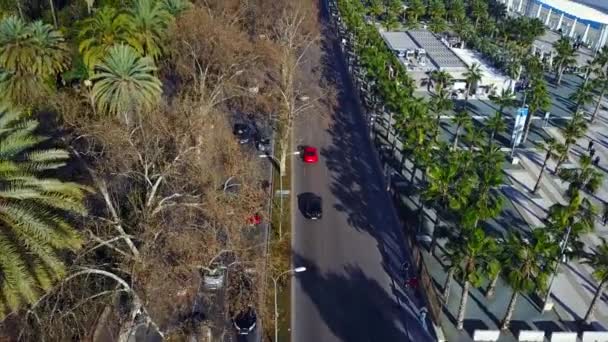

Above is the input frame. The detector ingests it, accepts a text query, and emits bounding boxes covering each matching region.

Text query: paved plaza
[366,69,608,341]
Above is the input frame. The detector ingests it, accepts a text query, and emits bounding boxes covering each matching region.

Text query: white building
[500,0,608,51]
[380,30,510,97]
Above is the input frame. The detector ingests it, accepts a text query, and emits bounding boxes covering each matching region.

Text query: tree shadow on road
[293,253,431,342]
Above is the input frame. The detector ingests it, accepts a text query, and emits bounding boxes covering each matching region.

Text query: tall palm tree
[406,0,425,25]
[554,113,588,173]
[429,69,453,93]
[0,16,69,105]
[90,44,162,123]
[489,88,517,117]
[454,227,497,330]
[523,78,550,143]
[500,230,553,329]
[569,81,594,115]
[430,88,453,141]
[591,69,608,122]
[470,0,488,29]
[424,153,474,255]
[532,137,565,194]
[464,63,483,105]
[128,0,174,59]
[452,109,471,150]
[0,103,87,319]
[446,0,465,23]
[485,112,506,147]
[552,37,577,85]
[558,155,604,199]
[581,239,608,323]
[78,6,135,71]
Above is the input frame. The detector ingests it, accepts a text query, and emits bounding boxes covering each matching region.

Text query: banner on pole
[511,107,529,147]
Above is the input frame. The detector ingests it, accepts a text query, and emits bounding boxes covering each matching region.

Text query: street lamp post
[273,267,307,342]
[259,152,300,239]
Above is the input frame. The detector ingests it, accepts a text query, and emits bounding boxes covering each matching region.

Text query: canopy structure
[539,0,608,26]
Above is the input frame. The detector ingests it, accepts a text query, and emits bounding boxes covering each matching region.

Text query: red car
[302,146,318,163]
[247,214,262,226]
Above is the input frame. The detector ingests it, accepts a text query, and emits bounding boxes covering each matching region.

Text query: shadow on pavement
[293,253,429,341]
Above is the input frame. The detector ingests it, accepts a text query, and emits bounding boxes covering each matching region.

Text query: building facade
[500,0,608,51]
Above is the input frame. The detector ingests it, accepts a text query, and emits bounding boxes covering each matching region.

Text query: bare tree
[271,0,319,175]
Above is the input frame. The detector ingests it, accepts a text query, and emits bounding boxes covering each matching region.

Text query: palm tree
[406,0,425,25]
[447,0,466,23]
[429,69,453,93]
[90,44,163,123]
[454,227,497,330]
[470,0,488,29]
[533,137,565,194]
[160,0,192,16]
[569,82,594,115]
[523,78,550,143]
[464,63,483,106]
[127,0,174,59]
[78,6,135,71]
[430,88,453,141]
[558,155,604,199]
[485,112,506,147]
[554,113,588,173]
[0,16,69,106]
[424,153,474,255]
[489,88,517,117]
[452,109,472,149]
[591,69,608,122]
[581,239,608,323]
[552,37,577,85]
[500,230,553,329]
[0,103,87,319]
[442,231,465,303]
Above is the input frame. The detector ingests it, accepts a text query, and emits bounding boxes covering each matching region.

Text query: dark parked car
[298,192,322,220]
[233,123,254,144]
[233,306,257,335]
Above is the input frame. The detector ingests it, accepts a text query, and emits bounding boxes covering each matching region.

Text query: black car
[233,306,257,335]
[233,123,254,144]
[298,192,322,220]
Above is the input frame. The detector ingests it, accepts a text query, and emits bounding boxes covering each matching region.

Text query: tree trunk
[554,143,570,174]
[533,152,549,193]
[456,280,470,330]
[501,292,518,330]
[48,0,58,27]
[279,131,290,176]
[557,67,564,85]
[453,125,461,150]
[584,280,607,323]
[486,273,500,298]
[16,0,24,19]
[443,267,455,303]
[591,84,607,122]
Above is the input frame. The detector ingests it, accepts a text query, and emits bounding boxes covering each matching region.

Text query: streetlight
[259,152,300,239]
[273,267,307,342]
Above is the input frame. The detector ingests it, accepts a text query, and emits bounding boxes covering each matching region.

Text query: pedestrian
[594,156,600,166]
[590,147,596,158]
[588,140,594,151]
[405,277,419,289]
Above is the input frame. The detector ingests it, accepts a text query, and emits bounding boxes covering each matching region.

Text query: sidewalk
[505,109,608,328]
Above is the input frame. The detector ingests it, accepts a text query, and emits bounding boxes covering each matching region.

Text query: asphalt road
[290,2,433,341]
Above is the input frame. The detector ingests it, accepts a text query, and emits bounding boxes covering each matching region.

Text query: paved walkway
[506,107,608,329]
